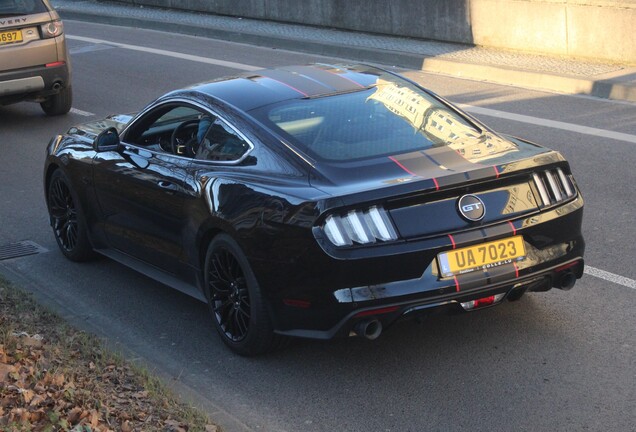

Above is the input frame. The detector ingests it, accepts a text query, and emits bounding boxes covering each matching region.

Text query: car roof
[187,64,387,112]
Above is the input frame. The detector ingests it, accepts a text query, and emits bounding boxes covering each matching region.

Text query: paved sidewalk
[53,0,636,103]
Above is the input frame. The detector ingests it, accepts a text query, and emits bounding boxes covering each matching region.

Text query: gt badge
[458,194,486,222]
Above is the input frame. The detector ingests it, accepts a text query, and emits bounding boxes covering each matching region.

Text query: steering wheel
[170,119,200,157]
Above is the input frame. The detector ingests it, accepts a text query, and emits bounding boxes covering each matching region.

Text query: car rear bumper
[257,195,585,339]
[274,256,584,340]
[0,61,70,104]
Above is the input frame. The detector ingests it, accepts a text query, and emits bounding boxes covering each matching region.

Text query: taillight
[40,20,64,39]
[323,206,398,247]
[533,167,576,207]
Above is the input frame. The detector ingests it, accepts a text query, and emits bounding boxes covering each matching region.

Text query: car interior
[124,104,250,162]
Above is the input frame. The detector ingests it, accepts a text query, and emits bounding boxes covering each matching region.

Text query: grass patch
[0,276,218,431]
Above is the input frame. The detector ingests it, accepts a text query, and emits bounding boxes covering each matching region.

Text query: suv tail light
[40,20,63,39]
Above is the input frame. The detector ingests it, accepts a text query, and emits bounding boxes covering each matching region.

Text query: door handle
[123,146,152,158]
[158,181,176,190]
[157,181,177,195]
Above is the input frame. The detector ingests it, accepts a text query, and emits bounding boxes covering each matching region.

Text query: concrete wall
[469,0,636,63]
[120,0,636,64]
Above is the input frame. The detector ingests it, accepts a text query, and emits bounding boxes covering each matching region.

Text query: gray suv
[0,0,72,115]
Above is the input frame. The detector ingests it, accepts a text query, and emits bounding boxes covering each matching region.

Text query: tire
[40,85,72,116]
[204,234,285,356]
[47,169,95,262]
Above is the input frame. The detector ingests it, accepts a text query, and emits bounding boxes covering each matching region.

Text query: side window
[196,119,251,162]
[125,104,208,157]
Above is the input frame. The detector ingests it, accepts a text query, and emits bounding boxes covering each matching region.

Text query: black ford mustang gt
[44,64,584,355]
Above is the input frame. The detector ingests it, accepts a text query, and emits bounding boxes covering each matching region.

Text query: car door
[92,102,203,274]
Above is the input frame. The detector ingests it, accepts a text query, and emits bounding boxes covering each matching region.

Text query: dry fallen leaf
[22,336,43,348]
[90,409,100,427]
[52,373,65,387]
[132,390,149,399]
[20,388,35,404]
[165,419,187,432]
[68,406,83,423]
[30,409,45,422]
[29,394,45,407]
[0,362,15,381]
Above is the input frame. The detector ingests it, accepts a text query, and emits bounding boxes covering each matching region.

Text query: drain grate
[0,240,48,261]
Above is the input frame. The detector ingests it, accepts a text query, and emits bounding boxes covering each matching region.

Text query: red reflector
[555,261,580,273]
[283,299,311,309]
[473,296,495,308]
[354,306,399,318]
[45,61,65,68]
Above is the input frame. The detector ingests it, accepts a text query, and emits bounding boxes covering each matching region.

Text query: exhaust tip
[556,271,576,290]
[355,319,382,340]
[52,81,62,91]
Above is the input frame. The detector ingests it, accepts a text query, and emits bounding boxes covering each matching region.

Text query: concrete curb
[59,9,636,104]
[419,57,636,103]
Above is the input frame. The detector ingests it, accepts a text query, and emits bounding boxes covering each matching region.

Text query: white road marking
[459,104,636,144]
[67,35,261,71]
[584,266,636,290]
[66,34,636,291]
[70,107,94,117]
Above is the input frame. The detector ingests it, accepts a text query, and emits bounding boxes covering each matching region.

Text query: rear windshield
[0,0,48,16]
[250,79,481,162]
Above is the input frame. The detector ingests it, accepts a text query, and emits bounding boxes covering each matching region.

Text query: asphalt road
[1,21,635,432]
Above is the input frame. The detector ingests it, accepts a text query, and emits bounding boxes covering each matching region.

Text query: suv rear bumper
[0,61,70,104]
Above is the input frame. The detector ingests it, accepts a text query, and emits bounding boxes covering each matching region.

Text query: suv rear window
[250,80,481,162]
[0,0,48,16]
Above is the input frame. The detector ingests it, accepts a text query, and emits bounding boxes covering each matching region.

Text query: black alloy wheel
[47,170,94,261]
[208,247,251,342]
[204,234,283,355]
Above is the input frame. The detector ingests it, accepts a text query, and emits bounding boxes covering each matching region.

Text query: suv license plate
[0,30,23,45]
[438,235,525,277]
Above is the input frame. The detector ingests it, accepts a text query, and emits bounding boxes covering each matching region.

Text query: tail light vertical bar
[533,173,552,206]
[557,168,575,197]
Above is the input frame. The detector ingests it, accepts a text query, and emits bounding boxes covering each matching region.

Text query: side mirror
[94,127,120,152]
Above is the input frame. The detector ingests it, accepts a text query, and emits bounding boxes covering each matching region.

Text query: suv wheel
[41,85,72,116]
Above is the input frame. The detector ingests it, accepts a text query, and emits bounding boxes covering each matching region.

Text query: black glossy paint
[43,64,585,341]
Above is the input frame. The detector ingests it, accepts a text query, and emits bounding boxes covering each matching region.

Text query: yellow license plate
[0,30,23,45]
[438,236,525,277]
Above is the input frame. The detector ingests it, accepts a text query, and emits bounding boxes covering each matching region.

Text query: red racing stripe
[262,76,309,97]
[432,177,440,191]
[508,221,517,236]
[388,156,418,176]
[322,67,365,88]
